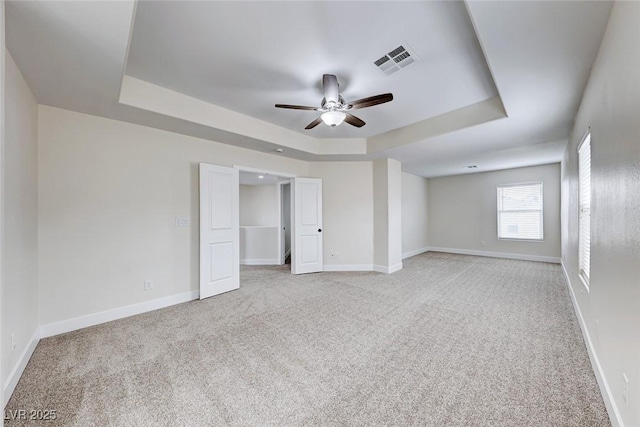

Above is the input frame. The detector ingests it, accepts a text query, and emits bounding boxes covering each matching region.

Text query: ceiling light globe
[321,111,346,127]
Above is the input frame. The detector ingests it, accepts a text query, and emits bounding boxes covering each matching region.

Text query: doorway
[199,163,323,300]
[238,170,291,271]
[281,181,292,265]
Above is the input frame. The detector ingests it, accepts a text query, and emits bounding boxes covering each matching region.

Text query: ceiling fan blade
[347,93,393,110]
[305,117,323,130]
[322,74,340,104]
[275,104,319,111]
[344,113,366,128]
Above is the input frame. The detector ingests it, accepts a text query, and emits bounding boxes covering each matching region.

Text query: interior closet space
[281,182,291,264]
[239,171,291,266]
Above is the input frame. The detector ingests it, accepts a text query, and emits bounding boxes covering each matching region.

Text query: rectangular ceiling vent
[374,44,417,75]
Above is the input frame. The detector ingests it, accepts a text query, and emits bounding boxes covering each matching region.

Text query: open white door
[292,177,323,274]
[199,163,239,299]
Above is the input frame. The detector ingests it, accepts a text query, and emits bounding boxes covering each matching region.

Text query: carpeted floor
[6,253,610,426]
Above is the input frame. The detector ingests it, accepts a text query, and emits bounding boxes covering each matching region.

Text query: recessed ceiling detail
[5,0,613,178]
[125,1,498,139]
[374,45,417,75]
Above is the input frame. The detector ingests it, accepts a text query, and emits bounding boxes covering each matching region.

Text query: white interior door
[292,178,323,274]
[199,163,239,299]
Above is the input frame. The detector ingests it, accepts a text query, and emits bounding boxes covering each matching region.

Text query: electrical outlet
[144,280,154,291]
[623,373,629,407]
[11,332,16,352]
[480,241,486,247]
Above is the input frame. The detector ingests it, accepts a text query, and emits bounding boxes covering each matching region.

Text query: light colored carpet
[6,253,610,426]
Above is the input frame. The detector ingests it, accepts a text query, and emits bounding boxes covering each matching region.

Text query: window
[578,131,591,288]
[497,183,543,240]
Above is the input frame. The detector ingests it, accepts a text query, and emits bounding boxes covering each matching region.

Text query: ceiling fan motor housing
[275,73,393,129]
[321,95,347,111]
[322,74,341,104]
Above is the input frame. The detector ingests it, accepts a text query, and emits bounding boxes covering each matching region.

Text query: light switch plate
[175,217,191,227]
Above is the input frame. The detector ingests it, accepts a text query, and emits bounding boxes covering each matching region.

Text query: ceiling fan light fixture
[321,111,346,127]
[276,74,392,130]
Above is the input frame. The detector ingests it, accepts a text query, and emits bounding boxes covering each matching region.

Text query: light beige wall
[0,7,4,408]
[401,172,429,257]
[388,159,402,268]
[373,158,403,271]
[240,227,279,262]
[561,2,639,425]
[309,161,374,268]
[428,163,561,259]
[239,184,278,226]
[38,106,308,325]
[373,159,388,268]
[2,51,38,388]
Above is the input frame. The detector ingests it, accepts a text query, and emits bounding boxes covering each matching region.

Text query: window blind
[579,133,591,285]
[497,183,543,240]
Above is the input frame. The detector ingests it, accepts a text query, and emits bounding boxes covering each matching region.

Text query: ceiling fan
[275,74,393,130]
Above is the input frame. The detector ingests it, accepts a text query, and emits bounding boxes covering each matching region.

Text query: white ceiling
[239,172,281,186]
[126,1,497,139]
[6,1,613,178]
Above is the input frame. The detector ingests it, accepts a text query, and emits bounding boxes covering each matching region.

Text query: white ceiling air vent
[374,45,417,75]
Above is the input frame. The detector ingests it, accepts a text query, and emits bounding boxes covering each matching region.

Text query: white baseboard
[8,291,198,405]
[4,328,40,406]
[241,258,280,265]
[373,263,403,274]
[324,264,374,272]
[561,261,622,427]
[428,247,561,264]
[402,247,431,259]
[40,290,198,338]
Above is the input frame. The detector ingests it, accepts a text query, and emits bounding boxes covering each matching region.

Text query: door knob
[318,228,322,232]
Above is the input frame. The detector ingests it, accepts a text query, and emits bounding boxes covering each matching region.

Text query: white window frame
[497,182,544,241]
[578,129,591,291]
